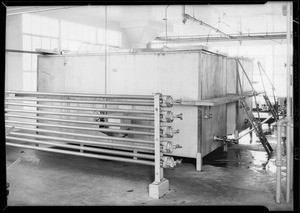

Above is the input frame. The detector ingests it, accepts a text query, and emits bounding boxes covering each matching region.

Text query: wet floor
[5,123,293,209]
[201,124,286,175]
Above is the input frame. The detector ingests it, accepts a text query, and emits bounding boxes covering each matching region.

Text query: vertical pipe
[286,1,292,203]
[276,124,282,204]
[182,5,186,24]
[164,5,170,48]
[154,93,163,183]
[105,5,107,95]
[290,1,294,192]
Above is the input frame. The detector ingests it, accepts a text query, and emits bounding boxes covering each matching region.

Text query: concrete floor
[5,129,293,210]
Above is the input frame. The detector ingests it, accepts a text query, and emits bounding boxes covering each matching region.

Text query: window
[22,13,123,91]
[22,14,59,91]
[61,20,122,51]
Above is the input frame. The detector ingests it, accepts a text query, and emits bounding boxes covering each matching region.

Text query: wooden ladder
[239,98,274,158]
[262,94,279,121]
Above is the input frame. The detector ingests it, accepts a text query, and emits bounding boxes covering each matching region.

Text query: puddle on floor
[203,126,281,174]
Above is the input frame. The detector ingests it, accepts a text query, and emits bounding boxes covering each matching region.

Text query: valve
[161,126,180,138]
[161,156,182,168]
[161,111,174,122]
[161,141,182,153]
[161,111,183,122]
[161,96,174,107]
[161,96,182,107]
[204,113,212,119]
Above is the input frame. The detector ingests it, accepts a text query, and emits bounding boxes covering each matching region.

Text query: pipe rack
[5,91,183,199]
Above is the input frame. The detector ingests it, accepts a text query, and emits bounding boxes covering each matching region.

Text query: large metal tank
[37,48,253,170]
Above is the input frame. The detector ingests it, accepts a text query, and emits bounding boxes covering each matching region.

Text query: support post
[286,1,292,203]
[196,152,202,171]
[276,124,282,204]
[234,129,239,144]
[149,93,169,199]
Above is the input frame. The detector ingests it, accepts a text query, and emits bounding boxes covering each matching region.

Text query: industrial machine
[5,47,258,198]
[35,47,255,171]
[5,91,184,199]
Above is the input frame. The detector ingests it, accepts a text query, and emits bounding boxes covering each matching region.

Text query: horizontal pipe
[5,97,155,106]
[5,90,154,100]
[154,33,287,43]
[5,102,154,114]
[5,120,155,136]
[6,135,155,159]
[5,124,154,144]
[6,142,155,166]
[7,128,154,151]
[5,114,154,129]
[5,109,154,121]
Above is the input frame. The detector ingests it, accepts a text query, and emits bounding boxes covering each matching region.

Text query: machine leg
[234,129,239,144]
[196,152,202,171]
[133,149,137,160]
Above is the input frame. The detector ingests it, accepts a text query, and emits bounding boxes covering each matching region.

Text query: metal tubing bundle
[5,91,182,167]
[5,91,158,165]
[5,91,183,199]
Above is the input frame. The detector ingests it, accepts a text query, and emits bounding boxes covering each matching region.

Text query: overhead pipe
[5,102,154,114]
[5,124,155,145]
[5,120,155,136]
[6,142,155,166]
[154,32,288,44]
[5,109,154,121]
[184,14,233,39]
[5,114,154,129]
[6,126,154,151]
[6,136,155,160]
[5,91,155,100]
[5,97,155,106]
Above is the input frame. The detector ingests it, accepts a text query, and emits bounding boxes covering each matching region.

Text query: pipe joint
[275,160,282,166]
[161,141,182,153]
[161,126,179,138]
[160,156,182,168]
[161,111,183,122]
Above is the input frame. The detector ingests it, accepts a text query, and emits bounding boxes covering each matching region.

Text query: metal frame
[5,91,182,199]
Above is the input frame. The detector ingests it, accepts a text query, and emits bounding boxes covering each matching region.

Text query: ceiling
[6,2,288,45]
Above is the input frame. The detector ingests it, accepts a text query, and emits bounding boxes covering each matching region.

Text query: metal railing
[5,91,183,198]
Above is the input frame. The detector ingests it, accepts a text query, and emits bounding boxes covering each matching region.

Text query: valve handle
[174,144,182,149]
[175,113,183,120]
[173,129,180,134]
[174,98,182,104]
